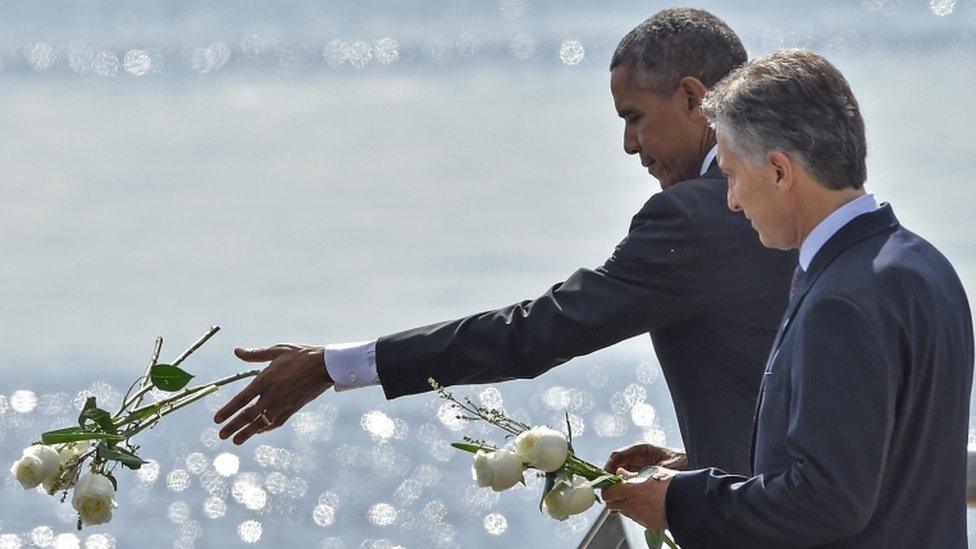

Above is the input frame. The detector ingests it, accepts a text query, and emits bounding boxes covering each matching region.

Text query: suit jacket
[376,164,796,474]
[666,204,975,548]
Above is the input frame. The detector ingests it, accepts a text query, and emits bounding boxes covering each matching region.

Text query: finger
[233,408,276,445]
[273,408,298,429]
[617,467,638,479]
[604,450,628,472]
[601,484,627,504]
[218,400,266,440]
[606,499,629,516]
[606,456,637,475]
[234,345,287,363]
[214,380,261,424]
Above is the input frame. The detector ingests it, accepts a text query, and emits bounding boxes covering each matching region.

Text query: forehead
[610,65,665,100]
[716,136,740,166]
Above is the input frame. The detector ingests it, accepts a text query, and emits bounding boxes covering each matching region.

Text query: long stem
[171,326,219,368]
[121,385,221,439]
[115,369,260,427]
[115,336,163,418]
[132,336,164,409]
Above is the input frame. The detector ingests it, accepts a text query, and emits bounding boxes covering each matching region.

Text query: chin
[657,176,676,190]
[757,232,791,251]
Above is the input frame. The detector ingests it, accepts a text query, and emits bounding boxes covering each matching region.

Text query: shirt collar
[799,193,880,271]
[700,145,718,176]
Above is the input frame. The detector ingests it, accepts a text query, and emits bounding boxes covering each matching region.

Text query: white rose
[72,473,116,525]
[543,475,596,521]
[9,445,61,489]
[515,427,568,472]
[471,449,524,491]
[42,442,91,493]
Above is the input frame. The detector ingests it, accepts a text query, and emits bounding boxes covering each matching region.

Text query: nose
[623,125,639,156]
[727,185,742,213]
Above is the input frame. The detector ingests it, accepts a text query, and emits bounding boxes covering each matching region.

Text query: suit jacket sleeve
[665,295,899,547]
[375,190,712,399]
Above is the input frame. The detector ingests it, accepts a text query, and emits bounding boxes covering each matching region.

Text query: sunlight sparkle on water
[313,503,337,526]
[123,50,152,76]
[203,496,227,519]
[368,503,398,526]
[436,402,465,431]
[29,527,53,547]
[237,520,262,543]
[362,410,396,440]
[631,403,656,428]
[83,533,116,549]
[483,512,508,535]
[11,390,37,413]
[347,40,374,69]
[94,52,119,77]
[510,34,537,60]
[232,477,267,510]
[930,0,957,16]
[51,534,79,549]
[559,40,585,66]
[375,39,400,65]
[167,501,192,524]
[213,452,240,476]
[29,42,57,72]
[167,469,191,492]
[593,413,627,438]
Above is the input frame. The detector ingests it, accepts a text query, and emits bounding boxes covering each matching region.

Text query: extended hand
[213,344,334,445]
[604,443,687,474]
[601,467,677,530]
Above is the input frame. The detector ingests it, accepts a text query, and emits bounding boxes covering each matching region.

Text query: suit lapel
[747,204,900,470]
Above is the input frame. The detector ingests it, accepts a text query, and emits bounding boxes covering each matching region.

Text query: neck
[793,186,867,249]
[699,126,717,168]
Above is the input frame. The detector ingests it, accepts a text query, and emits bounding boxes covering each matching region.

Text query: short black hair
[703,49,868,191]
[610,8,747,94]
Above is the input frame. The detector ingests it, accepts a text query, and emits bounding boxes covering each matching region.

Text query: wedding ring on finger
[257,410,273,428]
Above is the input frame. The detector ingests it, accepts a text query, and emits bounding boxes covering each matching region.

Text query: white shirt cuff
[324,340,380,392]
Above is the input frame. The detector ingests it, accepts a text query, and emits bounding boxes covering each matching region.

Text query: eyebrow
[617,109,640,119]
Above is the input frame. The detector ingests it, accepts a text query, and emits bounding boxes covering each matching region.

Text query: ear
[767,150,796,191]
[678,76,709,118]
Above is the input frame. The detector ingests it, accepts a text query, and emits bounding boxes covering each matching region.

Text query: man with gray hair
[603,48,973,547]
[215,9,796,481]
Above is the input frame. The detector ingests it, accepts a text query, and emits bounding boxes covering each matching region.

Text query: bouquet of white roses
[430,379,678,548]
[8,326,258,529]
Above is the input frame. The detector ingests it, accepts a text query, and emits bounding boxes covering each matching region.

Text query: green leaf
[41,428,125,444]
[645,530,680,549]
[115,403,163,427]
[645,530,665,549]
[586,474,619,489]
[78,398,117,434]
[539,471,557,513]
[450,442,495,454]
[77,397,96,428]
[150,363,194,392]
[97,445,147,470]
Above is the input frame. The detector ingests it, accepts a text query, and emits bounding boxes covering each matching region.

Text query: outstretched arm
[215,190,711,442]
[376,190,711,398]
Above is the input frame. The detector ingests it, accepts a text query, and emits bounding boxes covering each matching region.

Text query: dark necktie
[789,266,805,299]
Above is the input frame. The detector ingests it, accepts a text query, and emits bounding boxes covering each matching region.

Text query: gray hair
[610,8,747,94]
[702,49,867,191]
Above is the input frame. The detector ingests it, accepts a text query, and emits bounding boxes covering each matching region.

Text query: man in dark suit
[213,9,796,477]
[603,49,974,547]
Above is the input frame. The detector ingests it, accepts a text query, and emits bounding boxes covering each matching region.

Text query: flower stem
[115,369,259,427]
[171,326,219,368]
[121,384,221,439]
